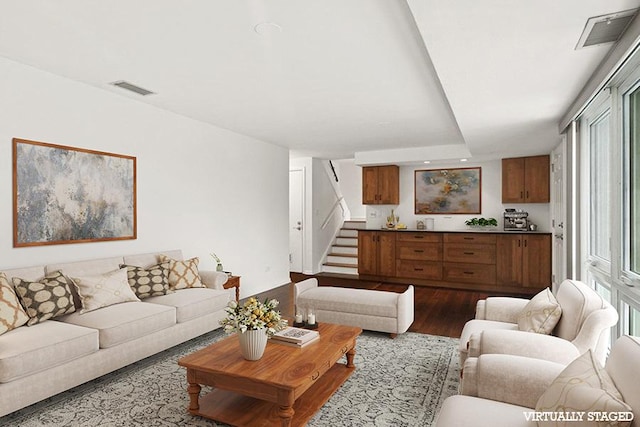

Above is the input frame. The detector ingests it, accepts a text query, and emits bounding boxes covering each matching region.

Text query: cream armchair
[459,280,618,366]
[436,336,640,427]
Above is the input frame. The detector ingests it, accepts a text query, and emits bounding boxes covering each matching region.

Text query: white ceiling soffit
[355,144,472,166]
[0,1,639,162]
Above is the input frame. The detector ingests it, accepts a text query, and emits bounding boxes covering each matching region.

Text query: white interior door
[289,169,304,273]
[551,141,567,290]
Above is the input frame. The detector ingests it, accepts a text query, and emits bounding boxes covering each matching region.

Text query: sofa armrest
[199,270,229,290]
[396,285,414,334]
[468,329,580,364]
[461,354,565,409]
[476,297,530,322]
[294,278,318,302]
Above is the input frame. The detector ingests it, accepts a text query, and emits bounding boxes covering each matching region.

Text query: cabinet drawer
[396,232,442,243]
[396,242,442,261]
[443,263,496,284]
[444,244,496,264]
[444,233,496,244]
[396,260,442,280]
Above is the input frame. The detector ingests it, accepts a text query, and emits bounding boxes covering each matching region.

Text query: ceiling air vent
[110,80,155,96]
[576,8,638,49]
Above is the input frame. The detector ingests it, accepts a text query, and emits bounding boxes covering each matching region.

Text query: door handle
[294,226,302,230]
[555,234,563,240]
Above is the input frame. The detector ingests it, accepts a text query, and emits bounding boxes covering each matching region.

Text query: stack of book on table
[271,326,320,348]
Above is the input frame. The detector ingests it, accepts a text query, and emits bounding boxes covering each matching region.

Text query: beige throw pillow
[535,350,632,427]
[13,271,76,326]
[0,272,29,334]
[517,288,562,334]
[159,255,204,290]
[73,268,140,314]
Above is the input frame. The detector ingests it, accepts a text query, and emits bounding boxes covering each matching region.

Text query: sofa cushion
[535,350,632,427]
[297,287,398,317]
[72,268,140,314]
[13,271,76,326]
[121,262,171,299]
[0,272,29,335]
[435,395,535,427]
[58,301,176,348]
[517,288,562,334]
[458,319,519,358]
[159,255,204,290]
[145,288,229,323]
[0,320,98,383]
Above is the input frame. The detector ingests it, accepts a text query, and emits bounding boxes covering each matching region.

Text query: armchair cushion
[468,329,580,365]
[535,350,632,427]
[517,288,561,334]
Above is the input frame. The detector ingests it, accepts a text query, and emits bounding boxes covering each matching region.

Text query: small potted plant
[210,252,224,272]
[465,217,498,229]
[219,297,288,360]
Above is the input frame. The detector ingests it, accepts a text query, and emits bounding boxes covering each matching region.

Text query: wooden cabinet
[443,233,496,285]
[502,155,550,203]
[395,232,442,280]
[358,231,396,276]
[497,234,551,290]
[362,165,399,204]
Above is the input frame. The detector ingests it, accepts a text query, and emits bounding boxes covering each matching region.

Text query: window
[589,112,611,264]
[629,86,640,275]
[621,301,640,335]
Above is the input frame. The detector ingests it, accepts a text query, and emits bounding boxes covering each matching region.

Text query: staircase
[321,220,366,275]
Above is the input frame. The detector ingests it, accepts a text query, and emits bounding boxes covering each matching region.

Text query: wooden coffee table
[178,322,362,427]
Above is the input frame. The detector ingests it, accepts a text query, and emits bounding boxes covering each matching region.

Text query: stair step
[343,220,366,230]
[327,254,357,265]
[322,263,358,275]
[338,229,358,238]
[327,252,357,258]
[324,262,358,268]
[331,245,357,255]
[336,237,357,245]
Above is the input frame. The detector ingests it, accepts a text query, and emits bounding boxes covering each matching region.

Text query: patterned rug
[1,330,459,427]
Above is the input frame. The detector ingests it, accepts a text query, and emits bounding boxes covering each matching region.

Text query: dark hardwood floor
[285,273,533,338]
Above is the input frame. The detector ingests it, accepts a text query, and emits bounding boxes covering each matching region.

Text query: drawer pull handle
[413,236,424,239]
[414,268,424,271]
[463,237,474,240]
[463,252,474,255]
[464,271,474,275]
[414,250,424,253]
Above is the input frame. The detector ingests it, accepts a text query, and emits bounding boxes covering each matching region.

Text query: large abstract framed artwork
[13,138,137,247]
[414,167,481,214]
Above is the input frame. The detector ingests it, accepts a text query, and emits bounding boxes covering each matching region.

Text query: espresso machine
[503,209,528,231]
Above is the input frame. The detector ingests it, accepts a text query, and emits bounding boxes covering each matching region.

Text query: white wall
[335,159,365,219]
[0,57,290,298]
[365,160,551,232]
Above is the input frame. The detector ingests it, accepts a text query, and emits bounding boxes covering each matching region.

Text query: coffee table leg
[346,347,356,368]
[186,370,201,412]
[278,405,295,427]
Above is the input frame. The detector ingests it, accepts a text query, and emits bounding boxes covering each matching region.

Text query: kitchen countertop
[360,228,551,234]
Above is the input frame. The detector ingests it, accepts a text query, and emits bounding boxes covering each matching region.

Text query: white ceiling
[0,1,638,163]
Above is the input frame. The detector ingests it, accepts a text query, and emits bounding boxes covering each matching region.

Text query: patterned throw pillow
[120,262,171,299]
[517,288,562,334]
[159,255,204,290]
[0,272,29,334]
[535,350,632,427]
[72,268,140,314]
[13,271,76,326]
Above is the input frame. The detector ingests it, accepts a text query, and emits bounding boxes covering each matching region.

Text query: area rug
[1,330,459,427]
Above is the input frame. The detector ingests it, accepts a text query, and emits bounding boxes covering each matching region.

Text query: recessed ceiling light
[110,81,155,96]
[460,158,468,162]
[254,22,282,35]
[423,161,431,164]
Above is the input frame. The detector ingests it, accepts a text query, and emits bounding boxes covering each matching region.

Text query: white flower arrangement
[219,297,288,336]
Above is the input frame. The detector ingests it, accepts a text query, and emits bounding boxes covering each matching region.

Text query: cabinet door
[358,232,378,275]
[496,234,523,286]
[362,167,379,204]
[377,165,399,204]
[502,157,525,203]
[378,232,396,276]
[524,155,550,202]
[522,234,551,289]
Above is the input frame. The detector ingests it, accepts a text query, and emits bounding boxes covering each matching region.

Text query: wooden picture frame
[13,138,137,247]
[414,167,481,214]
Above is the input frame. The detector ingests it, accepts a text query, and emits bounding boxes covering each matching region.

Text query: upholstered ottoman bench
[294,279,414,338]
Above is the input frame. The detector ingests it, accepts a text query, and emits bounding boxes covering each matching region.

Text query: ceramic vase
[237,329,268,361]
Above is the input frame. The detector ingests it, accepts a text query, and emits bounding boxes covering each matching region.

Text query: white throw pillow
[73,268,140,313]
[535,350,632,427]
[517,288,562,334]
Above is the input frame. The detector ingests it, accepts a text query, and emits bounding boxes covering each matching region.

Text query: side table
[223,275,240,302]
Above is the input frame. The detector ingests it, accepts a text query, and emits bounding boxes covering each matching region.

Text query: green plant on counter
[465,217,498,227]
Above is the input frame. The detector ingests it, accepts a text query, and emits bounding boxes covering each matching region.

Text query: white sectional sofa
[0,249,231,417]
